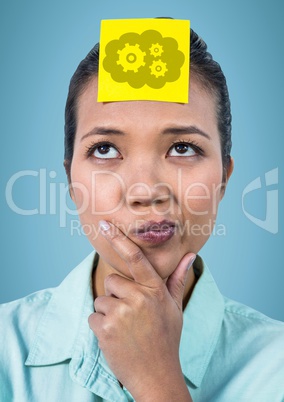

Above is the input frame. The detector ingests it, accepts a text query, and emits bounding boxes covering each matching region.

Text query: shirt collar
[25,251,97,366]
[180,255,225,388]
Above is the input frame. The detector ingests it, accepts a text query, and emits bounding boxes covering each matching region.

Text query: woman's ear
[226,156,234,181]
[220,156,234,200]
[63,160,75,201]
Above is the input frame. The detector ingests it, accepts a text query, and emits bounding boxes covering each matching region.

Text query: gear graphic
[116,43,146,73]
[149,43,164,57]
[149,59,168,78]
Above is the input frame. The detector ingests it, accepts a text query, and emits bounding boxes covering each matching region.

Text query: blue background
[0,0,283,320]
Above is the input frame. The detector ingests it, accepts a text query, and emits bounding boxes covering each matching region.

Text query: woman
[0,26,283,402]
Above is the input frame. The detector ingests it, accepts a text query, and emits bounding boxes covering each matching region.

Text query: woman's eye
[93,144,120,159]
[168,143,196,157]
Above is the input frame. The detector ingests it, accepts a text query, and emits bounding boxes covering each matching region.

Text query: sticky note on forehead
[98,18,190,103]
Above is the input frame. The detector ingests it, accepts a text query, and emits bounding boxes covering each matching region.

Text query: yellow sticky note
[98,18,190,103]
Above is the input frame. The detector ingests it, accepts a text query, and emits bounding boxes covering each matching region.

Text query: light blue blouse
[0,251,283,401]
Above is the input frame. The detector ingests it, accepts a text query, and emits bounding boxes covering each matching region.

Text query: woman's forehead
[75,76,218,140]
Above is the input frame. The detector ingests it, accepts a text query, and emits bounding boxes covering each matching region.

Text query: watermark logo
[242,168,278,234]
[5,167,279,235]
[4,168,223,228]
[70,218,226,240]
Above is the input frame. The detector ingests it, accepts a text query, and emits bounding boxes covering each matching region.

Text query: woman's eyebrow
[80,127,125,142]
[80,125,211,142]
[162,126,211,140]
[162,125,211,140]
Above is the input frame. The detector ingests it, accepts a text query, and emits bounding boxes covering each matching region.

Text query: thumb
[166,253,196,310]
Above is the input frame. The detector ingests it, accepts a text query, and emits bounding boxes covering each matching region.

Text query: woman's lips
[132,220,176,245]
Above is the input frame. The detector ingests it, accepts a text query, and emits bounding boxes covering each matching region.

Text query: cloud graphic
[103,30,185,89]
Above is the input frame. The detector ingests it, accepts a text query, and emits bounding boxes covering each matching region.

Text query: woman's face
[69,76,232,280]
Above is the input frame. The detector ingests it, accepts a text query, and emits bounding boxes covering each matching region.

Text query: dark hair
[64,28,232,182]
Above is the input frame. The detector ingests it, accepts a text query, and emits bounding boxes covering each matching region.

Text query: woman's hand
[88,221,195,402]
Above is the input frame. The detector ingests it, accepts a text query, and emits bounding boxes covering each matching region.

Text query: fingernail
[99,220,111,233]
[187,255,196,270]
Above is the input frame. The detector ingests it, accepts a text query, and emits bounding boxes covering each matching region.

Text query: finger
[166,253,196,310]
[99,220,161,286]
[104,273,138,298]
[94,295,120,315]
[88,311,104,336]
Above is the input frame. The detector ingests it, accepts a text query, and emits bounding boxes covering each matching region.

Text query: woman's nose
[125,169,173,210]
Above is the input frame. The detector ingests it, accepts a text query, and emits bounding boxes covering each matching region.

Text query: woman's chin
[98,250,180,281]
[140,249,182,280]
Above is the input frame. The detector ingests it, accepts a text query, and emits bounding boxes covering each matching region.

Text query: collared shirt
[0,251,284,402]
